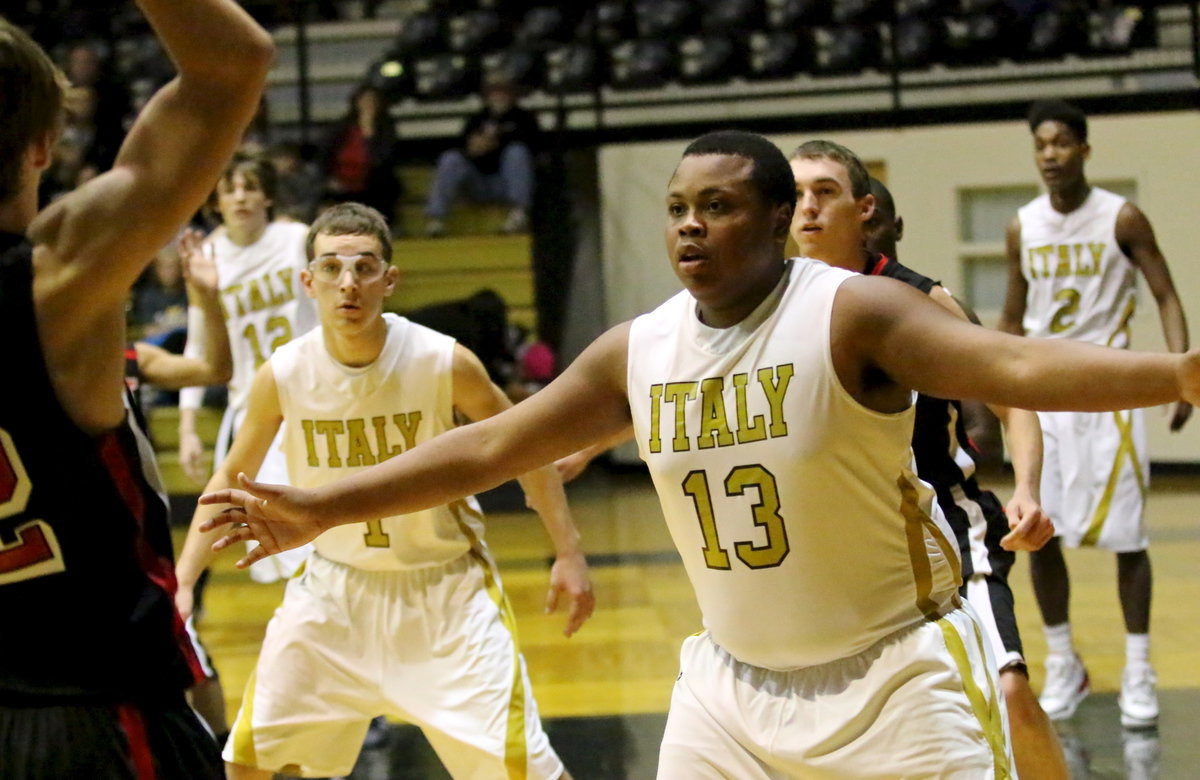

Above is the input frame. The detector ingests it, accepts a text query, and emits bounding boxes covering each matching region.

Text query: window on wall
[956,181,1137,324]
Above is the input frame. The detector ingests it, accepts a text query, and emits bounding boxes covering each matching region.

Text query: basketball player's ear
[894,215,905,243]
[300,267,317,298]
[772,202,794,245]
[1081,141,1091,162]
[26,130,55,172]
[383,264,400,296]
[858,193,876,224]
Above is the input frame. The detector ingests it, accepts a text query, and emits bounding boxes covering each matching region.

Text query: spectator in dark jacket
[318,84,400,224]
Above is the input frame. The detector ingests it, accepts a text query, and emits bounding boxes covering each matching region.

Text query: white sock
[1126,633,1151,669]
[1044,622,1075,657]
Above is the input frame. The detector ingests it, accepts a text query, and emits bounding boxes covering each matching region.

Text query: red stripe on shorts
[117,702,157,779]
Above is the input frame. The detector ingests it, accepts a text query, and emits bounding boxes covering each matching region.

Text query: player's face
[789,157,874,267]
[665,153,792,328]
[1032,120,1089,192]
[215,171,271,232]
[302,232,398,331]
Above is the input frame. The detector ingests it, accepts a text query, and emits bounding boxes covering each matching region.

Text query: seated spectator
[129,243,190,351]
[268,141,323,224]
[318,84,400,224]
[424,76,541,237]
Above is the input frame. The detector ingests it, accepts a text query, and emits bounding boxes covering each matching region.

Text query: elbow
[212,365,233,385]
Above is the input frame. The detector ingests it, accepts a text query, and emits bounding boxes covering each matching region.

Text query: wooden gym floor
[185,466,1200,779]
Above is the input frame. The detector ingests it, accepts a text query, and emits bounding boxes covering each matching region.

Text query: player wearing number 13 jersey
[175,204,593,779]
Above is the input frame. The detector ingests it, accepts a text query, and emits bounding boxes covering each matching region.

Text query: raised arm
[1117,202,1192,431]
[174,362,283,619]
[451,344,595,636]
[135,231,231,390]
[202,323,635,567]
[997,216,1028,336]
[28,0,273,434]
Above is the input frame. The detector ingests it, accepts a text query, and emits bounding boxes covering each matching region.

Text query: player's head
[302,202,398,329]
[787,140,875,268]
[863,177,903,261]
[0,16,66,211]
[212,150,277,229]
[1027,99,1090,192]
[666,130,796,327]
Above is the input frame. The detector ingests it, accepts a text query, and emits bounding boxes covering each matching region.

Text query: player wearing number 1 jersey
[178,151,317,586]
[999,100,1191,729]
[175,203,593,780]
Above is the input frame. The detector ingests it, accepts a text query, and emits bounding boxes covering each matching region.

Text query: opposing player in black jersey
[0,3,271,776]
[850,172,1069,780]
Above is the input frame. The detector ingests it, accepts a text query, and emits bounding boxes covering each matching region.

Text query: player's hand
[199,473,325,568]
[175,582,195,622]
[545,551,595,638]
[179,431,208,484]
[1169,400,1193,432]
[1001,490,1055,552]
[179,229,217,297]
[1176,350,1200,414]
[555,451,594,484]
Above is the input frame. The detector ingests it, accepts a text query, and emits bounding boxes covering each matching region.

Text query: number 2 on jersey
[0,427,66,585]
[682,465,789,570]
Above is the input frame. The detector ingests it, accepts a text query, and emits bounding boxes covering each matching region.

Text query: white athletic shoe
[1118,664,1159,728]
[1039,652,1090,720]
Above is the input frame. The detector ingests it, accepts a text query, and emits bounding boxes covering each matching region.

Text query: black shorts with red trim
[0,693,222,779]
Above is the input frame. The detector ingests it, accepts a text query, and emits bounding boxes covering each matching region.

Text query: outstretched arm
[451,344,595,637]
[997,216,1028,336]
[555,425,635,483]
[202,323,635,568]
[28,0,272,434]
[1118,202,1192,431]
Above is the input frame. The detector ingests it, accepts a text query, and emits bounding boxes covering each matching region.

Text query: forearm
[136,0,273,88]
[179,406,199,438]
[517,465,583,557]
[995,406,1043,500]
[194,295,232,384]
[177,470,236,589]
[1156,294,1190,354]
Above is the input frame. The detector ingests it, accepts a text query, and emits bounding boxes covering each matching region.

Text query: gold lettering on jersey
[732,373,767,444]
[646,364,792,453]
[393,412,422,450]
[301,419,320,466]
[696,378,735,450]
[301,414,424,469]
[758,364,793,438]
[222,270,299,318]
[344,419,378,467]
[648,385,664,453]
[1026,243,1105,279]
[371,416,404,461]
[313,420,346,466]
[663,382,698,452]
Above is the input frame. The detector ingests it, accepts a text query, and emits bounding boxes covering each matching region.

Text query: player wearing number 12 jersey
[178,151,317,585]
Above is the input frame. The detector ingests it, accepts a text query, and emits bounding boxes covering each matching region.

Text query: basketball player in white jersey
[789,143,1068,779]
[999,99,1190,729]
[175,203,594,779]
[199,130,1200,778]
[177,151,318,587]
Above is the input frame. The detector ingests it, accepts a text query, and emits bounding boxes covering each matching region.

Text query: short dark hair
[210,150,279,220]
[306,202,393,265]
[867,177,895,223]
[789,140,871,200]
[1027,99,1088,143]
[682,130,796,210]
[0,16,67,201]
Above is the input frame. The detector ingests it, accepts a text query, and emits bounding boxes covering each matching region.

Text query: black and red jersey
[0,231,202,703]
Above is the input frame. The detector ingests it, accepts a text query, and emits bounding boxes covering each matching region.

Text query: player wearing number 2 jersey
[999,100,1191,729]
[178,151,317,585]
[175,203,593,780]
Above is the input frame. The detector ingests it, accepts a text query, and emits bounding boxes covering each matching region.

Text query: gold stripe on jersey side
[451,499,529,779]
[229,666,260,767]
[1105,294,1137,348]
[899,471,963,615]
[937,616,1012,779]
[1082,410,1146,547]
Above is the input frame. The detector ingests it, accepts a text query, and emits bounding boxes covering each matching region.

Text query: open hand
[544,551,595,637]
[199,473,325,568]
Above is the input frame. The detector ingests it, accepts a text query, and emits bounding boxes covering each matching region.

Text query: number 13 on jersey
[683,465,789,570]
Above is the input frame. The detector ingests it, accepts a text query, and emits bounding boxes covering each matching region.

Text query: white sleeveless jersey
[1018,187,1136,347]
[270,313,486,570]
[627,258,961,670]
[181,221,317,413]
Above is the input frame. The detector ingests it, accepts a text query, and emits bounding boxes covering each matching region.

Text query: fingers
[1170,401,1193,432]
[236,544,272,570]
[544,584,560,616]
[198,488,247,507]
[563,590,596,637]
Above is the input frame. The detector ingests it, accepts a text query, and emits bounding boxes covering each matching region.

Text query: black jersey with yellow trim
[0,231,203,703]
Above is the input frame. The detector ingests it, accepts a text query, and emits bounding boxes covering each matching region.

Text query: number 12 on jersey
[682,465,789,570]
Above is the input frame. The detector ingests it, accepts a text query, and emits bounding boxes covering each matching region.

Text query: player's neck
[225,217,269,247]
[322,314,388,368]
[0,187,37,235]
[1048,180,1090,215]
